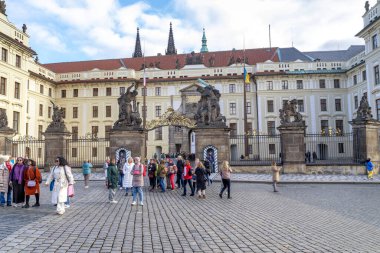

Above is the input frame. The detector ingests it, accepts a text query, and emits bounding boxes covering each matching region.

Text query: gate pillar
[109,129,145,161]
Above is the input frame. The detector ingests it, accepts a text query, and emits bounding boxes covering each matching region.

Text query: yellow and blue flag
[244,67,250,83]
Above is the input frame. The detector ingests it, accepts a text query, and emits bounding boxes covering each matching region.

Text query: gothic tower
[200,28,208,53]
[166,22,177,55]
[132,27,142,58]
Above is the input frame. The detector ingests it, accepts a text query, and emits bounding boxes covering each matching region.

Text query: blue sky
[5,0,371,64]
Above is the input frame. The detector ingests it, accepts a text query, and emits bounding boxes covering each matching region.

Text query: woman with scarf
[9,157,26,207]
[23,159,42,208]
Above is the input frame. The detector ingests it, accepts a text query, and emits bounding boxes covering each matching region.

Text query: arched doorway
[203,145,218,172]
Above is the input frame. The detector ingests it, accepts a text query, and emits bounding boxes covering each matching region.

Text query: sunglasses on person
[17,159,23,162]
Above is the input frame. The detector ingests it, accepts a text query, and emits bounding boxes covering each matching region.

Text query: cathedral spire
[133,27,142,58]
[166,22,177,55]
[200,28,208,53]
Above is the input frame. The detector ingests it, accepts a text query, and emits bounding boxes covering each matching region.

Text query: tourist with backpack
[131,157,144,206]
[181,160,194,196]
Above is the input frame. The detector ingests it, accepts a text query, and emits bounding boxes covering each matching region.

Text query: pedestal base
[43,131,71,169]
[109,129,145,160]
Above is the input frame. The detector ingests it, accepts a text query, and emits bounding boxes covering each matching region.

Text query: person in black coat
[176,156,184,188]
[148,159,157,191]
[195,162,207,199]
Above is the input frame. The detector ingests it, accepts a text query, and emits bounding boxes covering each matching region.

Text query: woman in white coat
[45,156,74,215]
[122,157,134,196]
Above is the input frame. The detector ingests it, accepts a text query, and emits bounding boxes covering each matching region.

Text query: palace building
[0,1,379,163]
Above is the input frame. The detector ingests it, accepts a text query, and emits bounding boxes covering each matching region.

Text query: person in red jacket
[181,160,194,196]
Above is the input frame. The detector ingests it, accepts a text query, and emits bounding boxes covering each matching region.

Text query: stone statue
[113,83,142,130]
[279,99,303,126]
[0,1,6,15]
[194,80,226,127]
[355,95,373,121]
[365,1,370,12]
[0,109,8,128]
[45,101,68,132]
[22,24,27,33]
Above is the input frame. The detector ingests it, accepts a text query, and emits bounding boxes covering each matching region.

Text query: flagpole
[243,37,249,158]
[143,41,147,161]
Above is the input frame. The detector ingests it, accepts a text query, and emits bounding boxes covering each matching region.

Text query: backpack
[187,168,194,176]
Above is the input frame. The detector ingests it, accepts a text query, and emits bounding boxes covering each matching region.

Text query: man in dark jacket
[107,158,119,204]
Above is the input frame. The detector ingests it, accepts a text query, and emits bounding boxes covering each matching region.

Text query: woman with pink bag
[130,157,144,206]
[45,156,74,215]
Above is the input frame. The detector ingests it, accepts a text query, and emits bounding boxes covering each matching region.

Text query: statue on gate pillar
[354,95,373,122]
[45,101,68,133]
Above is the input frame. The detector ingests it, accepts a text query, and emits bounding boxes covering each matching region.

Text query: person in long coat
[23,159,42,208]
[195,161,207,199]
[45,156,74,215]
[9,157,26,207]
[107,158,119,203]
[0,155,10,207]
[122,157,134,196]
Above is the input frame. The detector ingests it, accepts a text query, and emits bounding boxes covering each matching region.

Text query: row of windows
[0,77,21,98]
[266,79,341,90]
[352,70,366,85]
[265,98,342,113]
[38,84,52,96]
[1,48,21,68]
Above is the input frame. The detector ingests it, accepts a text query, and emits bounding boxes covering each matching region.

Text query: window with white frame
[296,80,303,89]
[229,84,236,93]
[282,80,288,89]
[229,103,236,115]
[155,87,161,96]
[267,81,273,90]
[375,65,380,85]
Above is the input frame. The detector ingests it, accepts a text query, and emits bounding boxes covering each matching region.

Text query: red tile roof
[43,48,279,73]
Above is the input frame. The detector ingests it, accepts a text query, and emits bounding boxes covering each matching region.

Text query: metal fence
[66,138,110,167]
[230,134,282,165]
[304,132,360,165]
[5,137,45,168]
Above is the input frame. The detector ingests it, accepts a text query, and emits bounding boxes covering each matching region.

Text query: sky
[5,0,373,64]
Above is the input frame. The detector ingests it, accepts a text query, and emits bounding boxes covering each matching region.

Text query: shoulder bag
[27,168,36,187]
[63,165,75,197]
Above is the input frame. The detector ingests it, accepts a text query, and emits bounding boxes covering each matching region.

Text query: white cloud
[28,24,67,52]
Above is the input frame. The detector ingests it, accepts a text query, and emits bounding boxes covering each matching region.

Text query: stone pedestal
[194,127,230,169]
[278,125,307,173]
[44,131,71,169]
[350,120,380,164]
[0,128,15,155]
[109,129,145,159]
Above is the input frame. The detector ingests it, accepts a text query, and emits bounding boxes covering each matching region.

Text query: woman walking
[366,158,374,180]
[107,158,119,203]
[195,161,206,199]
[182,160,194,196]
[148,159,157,191]
[219,161,232,199]
[82,160,92,188]
[23,159,42,208]
[131,157,144,206]
[9,157,26,207]
[122,157,134,196]
[271,161,280,192]
[45,156,74,215]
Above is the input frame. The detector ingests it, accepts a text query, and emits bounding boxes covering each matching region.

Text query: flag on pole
[244,67,250,84]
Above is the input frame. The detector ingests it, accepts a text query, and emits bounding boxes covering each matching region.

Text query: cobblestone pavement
[1,181,380,252]
[42,172,380,184]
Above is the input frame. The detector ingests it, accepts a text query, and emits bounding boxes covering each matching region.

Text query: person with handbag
[122,157,134,196]
[181,160,194,196]
[131,157,144,206]
[107,158,119,204]
[0,155,10,207]
[271,161,281,192]
[45,156,74,215]
[23,159,42,208]
[9,157,26,207]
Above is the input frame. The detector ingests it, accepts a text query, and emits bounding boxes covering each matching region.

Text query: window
[120,87,125,95]
[296,80,303,89]
[245,84,251,92]
[155,105,161,117]
[15,55,21,68]
[106,106,111,117]
[141,87,147,96]
[48,88,52,97]
[48,107,52,118]
[73,89,78,97]
[72,127,78,140]
[14,82,20,99]
[246,102,251,114]
[155,87,161,96]
[229,84,236,93]
[267,121,276,136]
[319,79,326,88]
[375,65,380,85]
[38,125,43,140]
[92,126,98,138]
[354,96,358,109]
[267,100,274,113]
[338,143,344,153]
[39,104,43,116]
[92,147,97,157]
[353,75,357,85]
[73,107,78,118]
[229,103,236,115]
[320,99,327,111]
[372,34,378,50]
[321,120,329,133]
[1,48,7,62]
[93,88,98,96]
[61,108,66,118]
[336,120,344,133]
[105,125,112,139]
[93,106,98,118]
[155,127,162,140]
[106,87,112,96]
[282,80,288,90]
[72,148,77,158]
[0,77,6,95]
[61,90,66,98]
[267,81,273,90]
[247,122,253,134]
[377,99,380,120]
[269,144,276,155]
[13,111,19,132]
[297,100,304,112]
[362,70,367,81]
[335,98,342,111]
[230,123,237,136]
[334,79,340,88]
[40,85,44,94]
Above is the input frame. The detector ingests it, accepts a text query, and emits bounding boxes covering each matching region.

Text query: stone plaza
[1,179,380,253]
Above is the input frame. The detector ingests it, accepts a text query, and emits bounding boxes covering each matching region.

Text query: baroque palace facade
[0,1,379,159]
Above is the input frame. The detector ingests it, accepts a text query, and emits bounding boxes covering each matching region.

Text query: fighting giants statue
[354,94,373,121]
[45,101,68,132]
[113,83,142,130]
[279,99,304,126]
[194,80,226,127]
